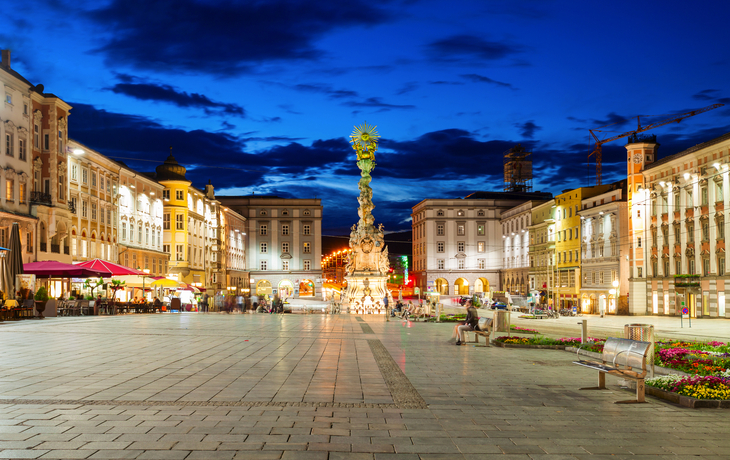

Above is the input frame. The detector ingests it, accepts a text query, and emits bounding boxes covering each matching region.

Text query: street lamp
[141,268,150,301]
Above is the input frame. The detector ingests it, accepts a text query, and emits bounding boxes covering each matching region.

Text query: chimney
[1,50,10,69]
[205,179,215,199]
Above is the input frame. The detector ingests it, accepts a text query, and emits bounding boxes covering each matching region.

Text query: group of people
[389,300,425,320]
[254,295,285,313]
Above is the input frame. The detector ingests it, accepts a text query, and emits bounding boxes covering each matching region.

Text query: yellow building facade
[554,185,612,310]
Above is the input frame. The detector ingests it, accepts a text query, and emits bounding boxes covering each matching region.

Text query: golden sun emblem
[350,122,380,149]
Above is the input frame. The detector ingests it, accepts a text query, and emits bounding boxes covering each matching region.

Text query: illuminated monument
[343,123,391,313]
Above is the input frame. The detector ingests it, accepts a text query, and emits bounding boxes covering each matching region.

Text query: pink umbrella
[23,261,108,278]
[76,259,145,277]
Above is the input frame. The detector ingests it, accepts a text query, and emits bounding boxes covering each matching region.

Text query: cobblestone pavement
[0,313,726,459]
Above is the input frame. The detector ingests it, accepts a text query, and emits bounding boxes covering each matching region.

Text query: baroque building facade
[0,50,35,264]
[411,191,552,297]
[528,200,556,299]
[578,181,629,315]
[641,131,730,318]
[218,196,322,299]
[220,205,247,295]
[501,200,549,295]
[118,162,167,276]
[67,140,119,263]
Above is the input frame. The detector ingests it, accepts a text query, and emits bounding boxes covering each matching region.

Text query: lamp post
[142,268,150,301]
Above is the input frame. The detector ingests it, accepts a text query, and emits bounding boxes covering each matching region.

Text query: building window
[34,124,39,148]
[303,242,311,253]
[687,223,694,242]
[437,210,444,217]
[702,222,709,241]
[91,172,97,188]
[43,133,49,151]
[176,214,184,230]
[303,209,311,216]
[282,225,289,236]
[18,139,25,161]
[260,260,267,270]
[19,182,25,204]
[100,206,105,224]
[457,259,465,269]
[100,177,104,191]
[138,225,142,243]
[163,214,170,229]
[719,257,725,276]
[478,225,485,235]
[637,237,642,248]
[282,260,289,271]
[689,259,695,275]
[175,190,184,200]
[303,224,311,235]
[82,169,88,184]
[175,244,184,261]
[304,260,311,270]
[703,258,710,276]
[457,225,465,235]
[5,133,12,157]
[437,242,444,252]
[5,179,13,201]
[58,129,64,154]
[437,259,444,269]
[121,222,127,240]
[260,242,267,253]
[163,189,170,200]
[477,242,485,252]
[163,244,170,254]
[260,224,267,236]
[145,228,149,245]
[457,210,464,216]
[478,259,485,269]
[81,201,88,218]
[282,210,289,216]
[477,210,485,217]
[437,224,444,236]
[702,186,708,206]
[457,242,465,252]
[282,242,289,253]
[675,258,681,275]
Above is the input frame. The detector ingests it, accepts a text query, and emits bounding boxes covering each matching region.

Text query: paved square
[0,313,726,459]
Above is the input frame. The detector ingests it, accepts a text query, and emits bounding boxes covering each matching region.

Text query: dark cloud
[396,82,419,95]
[590,112,631,128]
[343,97,416,110]
[428,80,463,85]
[693,89,721,101]
[516,120,541,139]
[461,73,514,89]
[108,76,246,117]
[87,0,394,75]
[292,83,359,99]
[427,34,524,62]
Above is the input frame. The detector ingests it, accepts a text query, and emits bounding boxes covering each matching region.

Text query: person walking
[455,300,479,346]
[383,293,389,315]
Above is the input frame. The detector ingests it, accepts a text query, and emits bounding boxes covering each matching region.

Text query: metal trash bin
[624,324,655,377]
[493,310,509,333]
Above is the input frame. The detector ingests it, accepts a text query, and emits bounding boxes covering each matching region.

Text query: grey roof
[645,131,730,171]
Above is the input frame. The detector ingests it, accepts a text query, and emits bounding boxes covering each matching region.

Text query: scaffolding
[503,144,533,192]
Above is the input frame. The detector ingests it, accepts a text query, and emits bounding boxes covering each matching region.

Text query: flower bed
[655,340,730,376]
[510,325,539,334]
[494,336,604,348]
[645,374,730,407]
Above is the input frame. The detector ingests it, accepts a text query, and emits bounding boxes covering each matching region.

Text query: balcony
[30,192,52,206]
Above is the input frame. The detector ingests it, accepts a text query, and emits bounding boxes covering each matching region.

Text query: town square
[2,0,730,458]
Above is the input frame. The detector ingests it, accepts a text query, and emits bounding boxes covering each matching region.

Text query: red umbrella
[23,261,108,278]
[76,259,145,277]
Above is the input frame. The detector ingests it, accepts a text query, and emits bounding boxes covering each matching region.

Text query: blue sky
[5,0,730,233]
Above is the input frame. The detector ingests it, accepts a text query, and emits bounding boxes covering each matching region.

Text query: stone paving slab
[0,313,727,458]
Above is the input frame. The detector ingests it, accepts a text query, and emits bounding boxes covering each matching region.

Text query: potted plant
[34,286,49,319]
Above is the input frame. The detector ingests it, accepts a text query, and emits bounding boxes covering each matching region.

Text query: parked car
[490,301,508,310]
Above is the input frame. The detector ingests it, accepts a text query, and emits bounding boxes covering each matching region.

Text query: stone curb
[645,386,730,409]
[491,341,566,350]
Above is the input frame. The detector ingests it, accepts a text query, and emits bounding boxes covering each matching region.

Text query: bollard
[577,319,588,343]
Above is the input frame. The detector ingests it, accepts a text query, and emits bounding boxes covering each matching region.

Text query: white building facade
[578,182,629,315]
[412,192,552,297]
[501,200,549,295]
[218,196,322,299]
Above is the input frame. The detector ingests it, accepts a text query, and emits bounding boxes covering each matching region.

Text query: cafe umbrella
[7,223,23,300]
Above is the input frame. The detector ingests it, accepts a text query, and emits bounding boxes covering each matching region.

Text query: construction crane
[588,103,724,185]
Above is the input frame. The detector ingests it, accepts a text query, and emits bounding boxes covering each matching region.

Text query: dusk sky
[4,0,730,233]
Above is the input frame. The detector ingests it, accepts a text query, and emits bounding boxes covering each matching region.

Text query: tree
[83,277,104,298]
[109,279,126,302]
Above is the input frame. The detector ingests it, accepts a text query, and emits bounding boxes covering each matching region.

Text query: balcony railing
[30,192,52,206]
[51,244,60,254]
[64,246,69,255]
[40,243,47,252]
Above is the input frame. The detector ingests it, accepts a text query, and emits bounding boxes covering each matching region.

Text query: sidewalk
[495,309,730,342]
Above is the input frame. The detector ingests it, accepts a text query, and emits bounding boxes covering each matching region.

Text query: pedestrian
[455,300,478,346]
[383,293,389,313]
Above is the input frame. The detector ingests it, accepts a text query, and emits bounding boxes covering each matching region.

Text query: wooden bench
[463,317,493,346]
[573,337,651,404]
